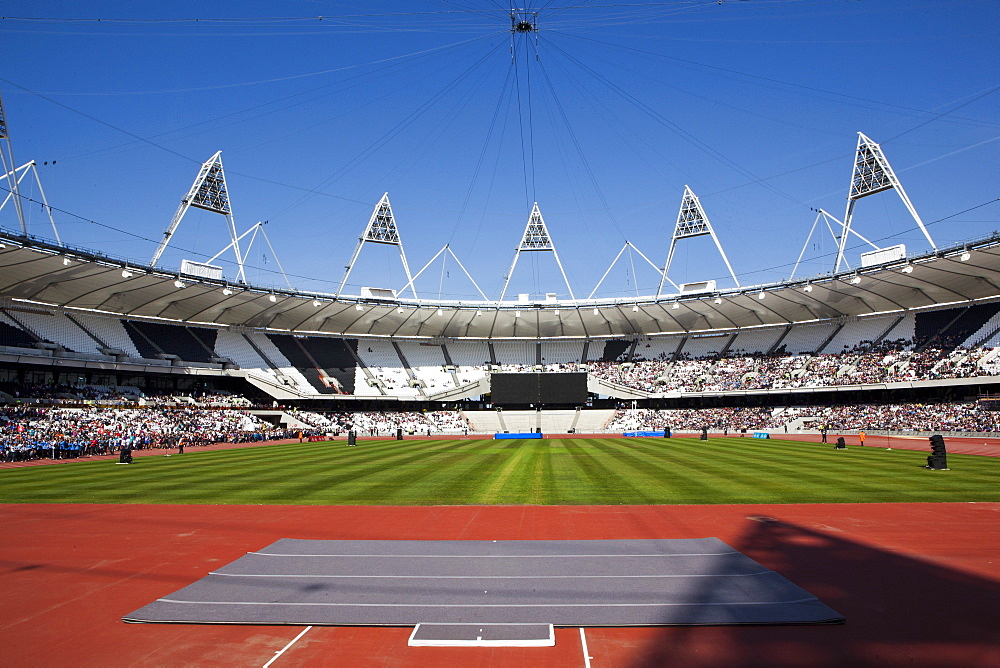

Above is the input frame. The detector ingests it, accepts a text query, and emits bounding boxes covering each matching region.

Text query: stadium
[2,2,999,666]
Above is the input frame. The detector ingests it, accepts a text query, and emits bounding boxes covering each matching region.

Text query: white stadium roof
[3,227,999,340]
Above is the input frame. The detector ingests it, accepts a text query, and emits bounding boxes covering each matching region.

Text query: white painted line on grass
[262,625,311,668]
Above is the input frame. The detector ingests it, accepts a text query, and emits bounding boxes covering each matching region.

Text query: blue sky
[2,0,998,301]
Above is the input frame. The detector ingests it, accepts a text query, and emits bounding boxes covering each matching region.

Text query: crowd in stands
[818,401,1000,433]
[0,404,295,462]
[608,407,780,432]
[608,400,1000,434]
[587,340,1000,394]
[286,409,470,436]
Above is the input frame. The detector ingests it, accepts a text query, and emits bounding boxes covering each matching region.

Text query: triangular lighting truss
[658,186,740,294]
[151,151,247,283]
[0,91,61,243]
[338,193,416,298]
[835,132,936,273]
[499,203,575,302]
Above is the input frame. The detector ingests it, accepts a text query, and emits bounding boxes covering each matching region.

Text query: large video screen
[490,372,588,405]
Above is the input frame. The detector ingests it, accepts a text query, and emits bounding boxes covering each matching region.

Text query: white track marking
[580,628,592,668]
[262,626,311,668]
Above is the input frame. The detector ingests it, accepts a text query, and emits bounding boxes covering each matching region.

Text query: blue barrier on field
[623,431,666,438]
[753,432,770,439]
[494,432,543,439]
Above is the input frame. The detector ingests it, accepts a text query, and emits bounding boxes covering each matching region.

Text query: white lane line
[580,628,592,668]
[209,571,771,578]
[262,625,311,668]
[159,597,819,607]
[250,552,739,558]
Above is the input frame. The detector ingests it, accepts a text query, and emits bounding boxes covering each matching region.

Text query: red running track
[2,502,999,667]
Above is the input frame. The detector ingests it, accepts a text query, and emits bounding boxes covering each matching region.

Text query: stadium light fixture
[222,287,233,296]
[436,308,444,316]
[397,307,404,314]
[593,308,600,315]
[714,297,722,304]
[671,302,680,310]
[475,310,482,316]
[121,269,133,278]
[758,292,766,300]
[355,304,364,311]
[632,305,639,312]
[901,264,914,273]
[313,300,322,307]
[269,294,278,302]
[174,280,186,289]
[850,275,862,284]
[960,251,971,262]
[803,284,813,292]
[515,311,521,318]
[62,257,71,266]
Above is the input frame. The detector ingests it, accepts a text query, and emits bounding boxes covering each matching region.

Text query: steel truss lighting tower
[499,203,575,302]
[338,193,416,299]
[0,92,27,237]
[0,92,62,244]
[658,186,740,295]
[206,221,292,290]
[835,132,936,273]
[791,209,884,279]
[589,241,665,299]
[0,160,62,245]
[151,151,247,283]
[399,244,489,301]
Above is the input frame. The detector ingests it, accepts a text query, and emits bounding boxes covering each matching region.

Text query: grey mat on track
[123,538,844,626]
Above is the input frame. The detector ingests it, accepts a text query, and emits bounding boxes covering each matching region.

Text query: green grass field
[2,437,998,505]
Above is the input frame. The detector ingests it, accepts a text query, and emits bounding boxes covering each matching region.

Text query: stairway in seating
[496,407,508,432]
[569,407,582,433]
[392,340,425,397]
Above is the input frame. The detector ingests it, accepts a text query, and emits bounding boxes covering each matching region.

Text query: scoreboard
[490,372,588,405]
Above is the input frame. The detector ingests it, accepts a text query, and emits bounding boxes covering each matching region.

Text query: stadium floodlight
[960,251,971,262]
[269,294,277,302]
[632,304,640,312]
[901,264,914,273]
[515,311,521,318]
[152,151,247,283]
[338,193,416,299]
[397,307,404,314]
[312,300,321,307]
[62,257,71,266]
[475,310,482,316]
[758,292,766,300]
[436,308,444,316]
[836,133,936,273]
[121,269,133,278]
[714,297,722,304]
[500,203,576,302]
[850,275,862,284]
[355,304,364,311]
[593,308,600,315]
[659,186,740,295]
[222,287,233,296]
[174,280,186,289]
[671,302,680,310]
[803,284,813,292]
